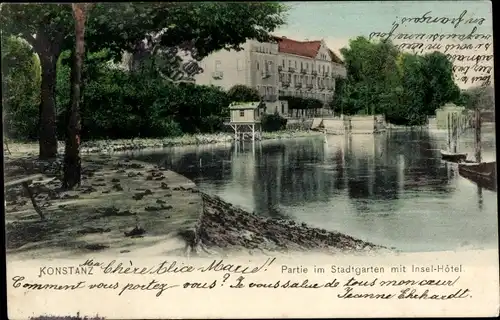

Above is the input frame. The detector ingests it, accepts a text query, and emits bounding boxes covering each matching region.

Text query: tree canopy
[0,2,287,158]
[227,85,261,102]
[333,36,462,125]
[457,85,494,111]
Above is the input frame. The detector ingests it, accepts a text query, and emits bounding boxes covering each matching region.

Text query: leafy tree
[391,53,427,125]
[339,37,400,116]
[0,2,287,158]
[329,78,346,115]
[420,51,460,115]
[1,35,41,139]
[334,37,462,125]
[456,86,494,111]
[227,85,261,102]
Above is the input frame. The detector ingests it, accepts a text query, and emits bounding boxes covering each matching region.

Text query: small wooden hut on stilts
[224,102,264,142]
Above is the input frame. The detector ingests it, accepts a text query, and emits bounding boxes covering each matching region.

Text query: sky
[274,1,494,88]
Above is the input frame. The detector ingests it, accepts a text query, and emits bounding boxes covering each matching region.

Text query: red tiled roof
[273,36,321,58]
[272,36,343,64]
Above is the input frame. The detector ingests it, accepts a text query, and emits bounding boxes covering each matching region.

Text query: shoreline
[4,130,324,156]
[192,192,390,256]
[5,136,389,259]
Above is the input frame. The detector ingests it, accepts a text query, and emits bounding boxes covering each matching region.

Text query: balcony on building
[288,67,296,73]
[311,70,318,76]
[306,83,314,90]
[300,68,307,74]
[295,82,303,89]
[262,70,271,79]
[281,81,290,88]
[212,71,224,80]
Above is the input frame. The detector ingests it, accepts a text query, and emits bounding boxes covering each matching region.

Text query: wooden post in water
[453,113,459,153]
[446,113,451,151]
[474,108,482,163]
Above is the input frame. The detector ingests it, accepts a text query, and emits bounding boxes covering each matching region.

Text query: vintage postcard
[3,1,498,319]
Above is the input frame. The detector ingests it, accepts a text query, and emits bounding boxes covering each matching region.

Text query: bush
[227,84,260,102]
[5,47,232,141]
[279,96,323,110]
[2,36,41,140]
[55,56,231,139]
[262,113,287,132]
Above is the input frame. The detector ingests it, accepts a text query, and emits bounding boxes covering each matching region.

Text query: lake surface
[130,128,498,252]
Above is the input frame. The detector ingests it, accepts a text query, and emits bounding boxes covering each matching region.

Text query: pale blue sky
[276,1,492,44]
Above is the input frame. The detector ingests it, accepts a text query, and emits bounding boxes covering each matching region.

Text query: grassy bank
[5,130,324,156]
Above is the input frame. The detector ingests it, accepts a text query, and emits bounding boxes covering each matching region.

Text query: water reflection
[132,129,497,252]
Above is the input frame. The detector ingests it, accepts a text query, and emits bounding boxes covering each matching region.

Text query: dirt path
[5,154,202,261]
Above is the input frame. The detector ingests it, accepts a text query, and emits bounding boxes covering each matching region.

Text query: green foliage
[335,36,462,125]
[1,2,287,65]
[54,59,230,139]
[227,84,260,102]
[455,86,494,111]
[2,35,41,139]
[419,51,460,115]
[261,113,287,132]
[0,2,287,147]
[279,96,323,110]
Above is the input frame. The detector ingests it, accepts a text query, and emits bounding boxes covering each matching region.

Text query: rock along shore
[5,142,388,259]
[192,192,388,256]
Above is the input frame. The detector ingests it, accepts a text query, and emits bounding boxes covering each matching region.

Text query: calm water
[131,129,498,252]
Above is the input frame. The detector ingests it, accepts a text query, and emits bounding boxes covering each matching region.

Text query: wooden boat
[440,150,467,162]
[458,161,497,192]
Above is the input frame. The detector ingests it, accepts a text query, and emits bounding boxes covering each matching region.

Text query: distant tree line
[330,36,465,126]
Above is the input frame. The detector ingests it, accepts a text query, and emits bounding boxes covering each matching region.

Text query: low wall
[322,119,345,134]
[286,118,313,130]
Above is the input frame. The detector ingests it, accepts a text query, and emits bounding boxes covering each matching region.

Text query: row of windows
[279,74,335,86]
[281,60,332,73]
[212,58,336,74]
[254,45,277,54]
[278,90,332,100]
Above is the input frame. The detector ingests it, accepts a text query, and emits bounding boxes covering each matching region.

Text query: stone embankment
[192,193,388,256]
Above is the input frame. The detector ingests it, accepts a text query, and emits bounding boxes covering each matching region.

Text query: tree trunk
[38,53,59,159]
[63,3,90,190]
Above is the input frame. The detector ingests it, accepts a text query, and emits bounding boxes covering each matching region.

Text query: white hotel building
[194,36,347,114]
